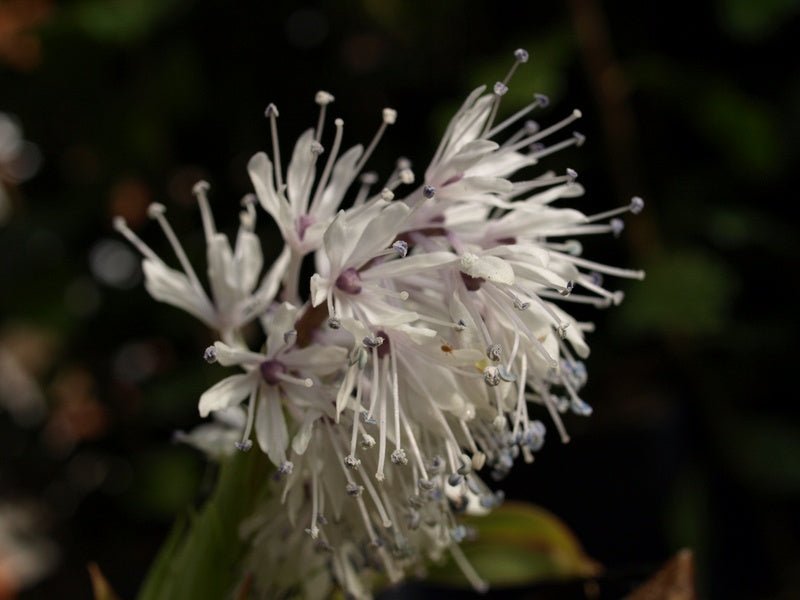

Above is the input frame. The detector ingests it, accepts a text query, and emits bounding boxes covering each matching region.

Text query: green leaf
[716,0,800,40]
[427,502,600,588]
[64,0,188,45]
[614,248,738,337]
[137,449,269,600]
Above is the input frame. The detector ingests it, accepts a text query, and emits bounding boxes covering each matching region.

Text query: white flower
[125,47,645,599]
[114,186,287,342]
[248,96,402,302]
[197,303,347,467]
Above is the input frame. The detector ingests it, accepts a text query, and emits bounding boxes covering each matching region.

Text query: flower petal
[255,385,289,466]
[142,259,214,326]
[198,373,254,418]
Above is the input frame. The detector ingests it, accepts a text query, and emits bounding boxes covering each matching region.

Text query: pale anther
[192,180,210,195]
[147,203,166,218]
[514,48,530,63]
[630,196,645,214]
[315,90,335,105]
[382,108,397,124]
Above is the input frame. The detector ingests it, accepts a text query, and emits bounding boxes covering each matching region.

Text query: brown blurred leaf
[628,549,695,600]
[88,563,122,600]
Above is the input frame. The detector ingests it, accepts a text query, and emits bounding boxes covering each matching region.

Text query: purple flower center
[461,272,484,291]
[259,359,286,385]
[335,268,362,294]
[375,330,391,359]
[297,214,315,241]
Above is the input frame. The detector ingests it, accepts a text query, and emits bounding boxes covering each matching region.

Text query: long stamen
[356,465,393,528]
[390,349,402,452]
[354,172,378,207]
[147,204,208,300]
[485,92,548,140]
[512,353,528,436]
[350,377,363,458]
[399,408,428,476]
[275,372,313,387]
[314,90,334,142]
[112,217,161,263]
[577,274,625,306]
[504,109,583,155]
[449,542,489,593]
[584,196,645,223]
[366,347,380,420]
[192,181,216,242]
[308,468,320,538]
[237,388,257,451]
[375,358,388,481]
[353,108,396,174]
[529,132,585,161]
[265,104,284,191]
[551,252,646,280]
[310,118,344,213]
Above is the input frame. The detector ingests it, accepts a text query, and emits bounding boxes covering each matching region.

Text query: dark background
[1,0,799,598]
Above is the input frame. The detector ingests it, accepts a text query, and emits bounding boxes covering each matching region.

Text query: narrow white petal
[347,202,411,268]
[255,385,289,466]
[142,259,215,326]
[322,210,350,274]
[264,302,299,357]
[251,245,290,309]
[361,251,457,280]
[212,341,264,367]
[314,144,363,220]
[286,129,315,214]
[248,152,292,232]
[282,345,347,375]
[198,373,254,418]
[291,410,321,455]
[206,234,239,316]
[309,273,329,307]
[234,230,263,294]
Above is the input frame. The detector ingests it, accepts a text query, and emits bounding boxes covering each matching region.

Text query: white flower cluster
[116,50,644,598]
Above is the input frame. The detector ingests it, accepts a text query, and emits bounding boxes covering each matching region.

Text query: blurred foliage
[428,502,600,589]
[616,248,738,337]
[136,449,267,600]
